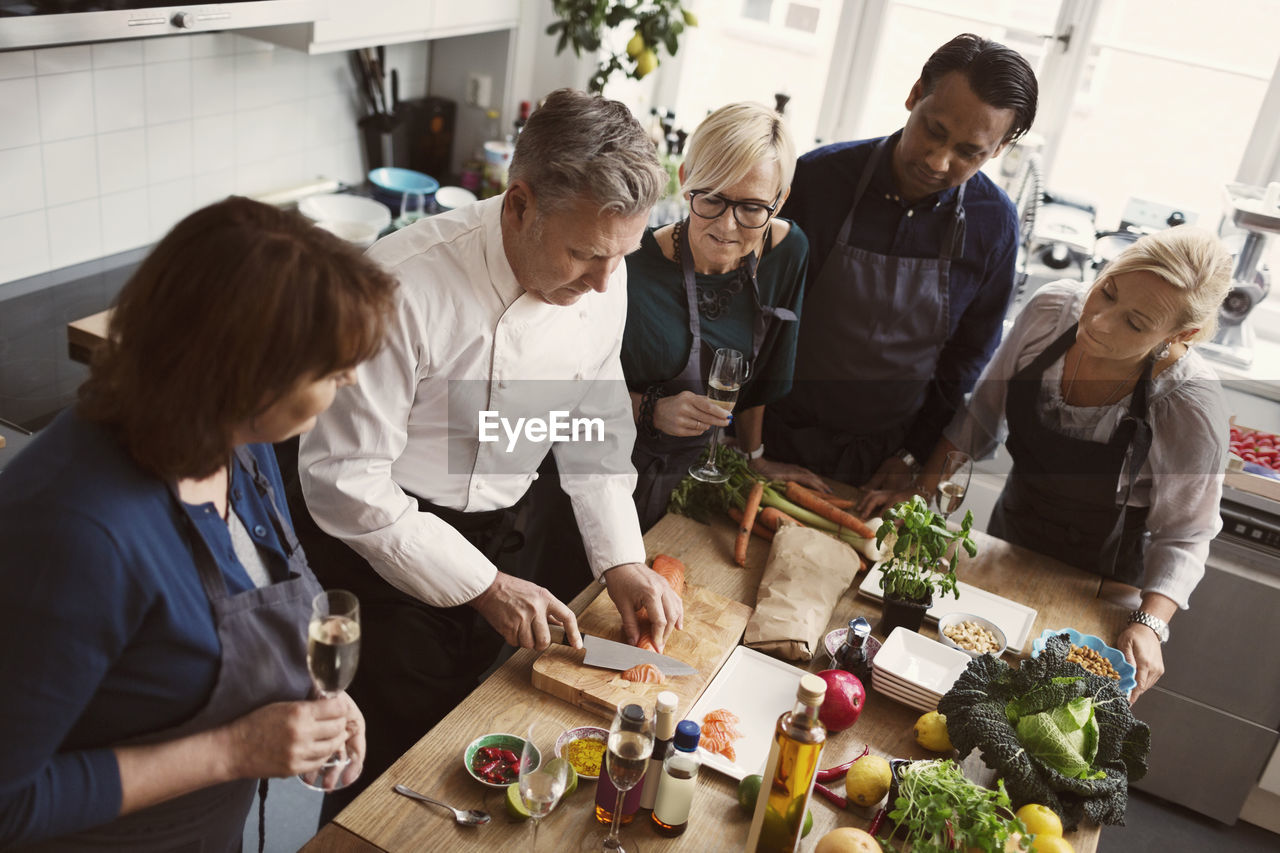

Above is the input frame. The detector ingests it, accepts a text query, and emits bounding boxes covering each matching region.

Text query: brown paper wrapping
[743,525,862,662]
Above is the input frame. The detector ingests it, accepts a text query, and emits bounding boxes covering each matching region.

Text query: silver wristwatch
[1128,610,1170,643]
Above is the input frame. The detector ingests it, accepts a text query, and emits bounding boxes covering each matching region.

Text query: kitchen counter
[301,511,1127,853]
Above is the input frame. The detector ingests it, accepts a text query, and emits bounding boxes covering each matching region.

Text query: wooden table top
[302,512,1127,853]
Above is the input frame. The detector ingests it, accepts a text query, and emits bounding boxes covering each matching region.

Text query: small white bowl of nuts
[936,612,1007,658]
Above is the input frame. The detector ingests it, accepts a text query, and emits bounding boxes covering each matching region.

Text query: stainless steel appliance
[0,0,324,50]
[1201,183,1278,369]
[1131,483,1280,824]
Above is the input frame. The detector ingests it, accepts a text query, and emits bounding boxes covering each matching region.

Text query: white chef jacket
[299,195,645,608]
[945,280,1228,609]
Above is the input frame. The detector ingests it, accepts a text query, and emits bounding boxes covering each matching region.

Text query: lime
[738,774,763,812]
[844,755,892,807]
[504,783,530,820]
[914,711,954,752]
[1015,804,1063,839]
[784,796,815,839]
[759,805,792,850]
[543,757,579,797]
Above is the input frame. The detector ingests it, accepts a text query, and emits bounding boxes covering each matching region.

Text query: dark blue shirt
[781,131,1018,459]
[0,409,296,847]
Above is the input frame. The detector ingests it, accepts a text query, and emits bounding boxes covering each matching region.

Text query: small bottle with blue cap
[651,719,701,836]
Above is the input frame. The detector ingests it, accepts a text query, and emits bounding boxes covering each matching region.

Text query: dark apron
[631,223,796,529]
[767,137,966,484]
[988,324,1153,581]
[30,446,320,853]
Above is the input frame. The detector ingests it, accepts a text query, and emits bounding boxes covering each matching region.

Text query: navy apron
[767,137,966,484]
[631,223,796,530]
[31,446,321,853]
[988,323,1153,581]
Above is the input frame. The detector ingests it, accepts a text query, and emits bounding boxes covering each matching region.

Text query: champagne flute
[689,347,749,483]
[298,589,360,792]
[601,703,653,853]
[935,451,974,521]
[519,722,567,851]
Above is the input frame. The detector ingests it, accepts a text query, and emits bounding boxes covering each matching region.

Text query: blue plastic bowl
[368,167,439,196]
[1031,627,1137,697]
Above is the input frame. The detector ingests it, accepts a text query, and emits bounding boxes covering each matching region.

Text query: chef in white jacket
[298,89,682,813]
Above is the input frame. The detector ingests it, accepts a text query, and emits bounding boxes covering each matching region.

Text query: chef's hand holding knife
[470,571,582,651]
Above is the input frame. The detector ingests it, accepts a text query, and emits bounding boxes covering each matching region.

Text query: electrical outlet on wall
[466,73,492,109]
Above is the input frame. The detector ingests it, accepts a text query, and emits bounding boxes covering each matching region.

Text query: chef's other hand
[221,695,351,780]
[749,457,831,493]
[858,487,919,520]
[652,390,732,437]
[604,562,685,652]
[1117,622,1165,704]
[470,570,580,651]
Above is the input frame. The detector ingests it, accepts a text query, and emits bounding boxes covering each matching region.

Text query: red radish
[816,669,866,732]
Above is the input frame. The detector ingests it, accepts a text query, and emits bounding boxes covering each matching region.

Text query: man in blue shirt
[765,33,1038,515]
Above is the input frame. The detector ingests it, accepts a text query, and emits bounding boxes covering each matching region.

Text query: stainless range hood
[0,1,328,51]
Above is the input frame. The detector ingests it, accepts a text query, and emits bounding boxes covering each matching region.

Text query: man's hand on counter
[603,562,685,652]
[1117,621,1166,705]
[470,571,581,651]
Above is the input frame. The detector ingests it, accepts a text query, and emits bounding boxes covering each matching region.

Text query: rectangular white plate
[858,565,1039,652]
[684,645,816,782]
[873,627,971,695]
[871,666,944,701]
[870,678,938,713]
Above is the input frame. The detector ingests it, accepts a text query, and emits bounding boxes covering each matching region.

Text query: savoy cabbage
[937,634,1151,831]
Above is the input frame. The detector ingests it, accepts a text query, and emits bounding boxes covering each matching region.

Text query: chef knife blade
[549,626,696,676]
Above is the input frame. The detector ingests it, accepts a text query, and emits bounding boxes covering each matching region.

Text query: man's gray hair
[508,88,666,218]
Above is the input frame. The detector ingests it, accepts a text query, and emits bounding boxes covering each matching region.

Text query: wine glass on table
[298,589,360,792]
[599,703,654,853]
[689,347,749,483]
[519,722,568,851]
[934,451,974,522]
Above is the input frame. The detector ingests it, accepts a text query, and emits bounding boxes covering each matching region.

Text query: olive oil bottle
[745,673,827,853]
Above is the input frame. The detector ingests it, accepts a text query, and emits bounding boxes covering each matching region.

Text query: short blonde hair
[681,102,796,203]
[1096,226,1233,343]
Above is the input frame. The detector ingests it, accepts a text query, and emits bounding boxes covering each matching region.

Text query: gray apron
[631,224,795,530]
[989,324,1153,581]
[30,446,322,853]
[767,137,966,484]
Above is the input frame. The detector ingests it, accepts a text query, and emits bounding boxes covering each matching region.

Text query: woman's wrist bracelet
[639,384,664,439]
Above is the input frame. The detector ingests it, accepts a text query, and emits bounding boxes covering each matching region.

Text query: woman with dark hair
[0,196,396,850]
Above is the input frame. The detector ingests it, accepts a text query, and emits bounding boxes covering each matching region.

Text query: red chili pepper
[813,782,848,809]
[868,807,887,836]
[476,759,504,777]
[497,748,519,764]
[815,744,871,782]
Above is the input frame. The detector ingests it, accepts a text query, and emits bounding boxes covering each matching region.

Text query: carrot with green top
[728,506,773,542]
[757,506,802,532]
[784,481,876,539]
[735,481,765,565]
[823,495,857,509]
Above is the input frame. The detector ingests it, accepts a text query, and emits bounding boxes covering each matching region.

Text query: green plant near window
[547,0,698,94]
[876,495,977,603]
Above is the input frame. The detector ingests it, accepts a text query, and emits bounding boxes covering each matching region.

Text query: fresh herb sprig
[886,759,1028,852]
[876,495,977,602]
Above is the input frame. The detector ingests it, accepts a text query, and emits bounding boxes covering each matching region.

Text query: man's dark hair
[920,33,1038,143]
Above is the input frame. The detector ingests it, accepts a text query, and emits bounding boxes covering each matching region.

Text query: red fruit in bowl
[816,669,865,732]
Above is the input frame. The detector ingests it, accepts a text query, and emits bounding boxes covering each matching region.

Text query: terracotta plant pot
[879,592,932,634]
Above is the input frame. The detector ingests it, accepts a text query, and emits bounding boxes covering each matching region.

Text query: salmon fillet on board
[634,554,688,651]
[619,663,666,684]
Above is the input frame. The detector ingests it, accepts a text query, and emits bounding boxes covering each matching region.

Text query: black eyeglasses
[688,190,781,229]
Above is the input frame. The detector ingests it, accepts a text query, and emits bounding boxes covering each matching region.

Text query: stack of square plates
[871,627,972,712]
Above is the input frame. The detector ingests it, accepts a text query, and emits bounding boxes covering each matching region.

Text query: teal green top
[622,220,809,411]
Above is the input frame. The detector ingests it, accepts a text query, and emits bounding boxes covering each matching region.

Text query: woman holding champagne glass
[0,197,395,850]
[623,101,828,530]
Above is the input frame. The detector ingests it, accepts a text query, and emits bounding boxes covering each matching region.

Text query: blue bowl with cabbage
[1031,628,1135,698]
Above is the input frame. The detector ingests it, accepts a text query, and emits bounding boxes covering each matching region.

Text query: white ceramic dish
[858,565,1038,653]
[870,664,944,697]
[435,185,478,210]
[1031,628,1137,697]
[936,612,1008,659]
[684,645,813,781]
[315,219,381,249]
[297,193,391,234]
[874,627,971,696]
[870,675,940,712]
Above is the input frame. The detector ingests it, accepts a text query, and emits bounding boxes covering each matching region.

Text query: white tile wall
[0,33,431,289]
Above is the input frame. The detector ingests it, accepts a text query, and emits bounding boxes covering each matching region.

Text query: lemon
[504,783,530,820]
[543,757,578,797]
[1015,803,1063,839]
[635,49,658,78]
[682,9,699,27]
[625,31,645,59]
[844,754,892,807]
[914,710,954,752]
[1027,836,1074,853]
[738,774,763,812]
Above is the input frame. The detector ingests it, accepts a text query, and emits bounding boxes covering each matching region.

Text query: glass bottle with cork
[651,719,701,836]
[745,673,827,853]
[639,691,678,813]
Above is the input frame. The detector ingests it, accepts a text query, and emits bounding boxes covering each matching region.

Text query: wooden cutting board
[532,581,752,719]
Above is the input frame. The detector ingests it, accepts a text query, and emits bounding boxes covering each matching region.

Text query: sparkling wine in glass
[689,348,748,483]
[298,589,360,792]
[600,703,653,853]
[935,451,974,521]
[519,722,567,850]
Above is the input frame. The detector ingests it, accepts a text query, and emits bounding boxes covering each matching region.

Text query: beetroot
[817,669,865,732]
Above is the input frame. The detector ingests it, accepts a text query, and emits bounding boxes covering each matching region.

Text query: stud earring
[1153,340,1171,360]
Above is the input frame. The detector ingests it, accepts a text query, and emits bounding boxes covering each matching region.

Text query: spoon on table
[393,783,491,826]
